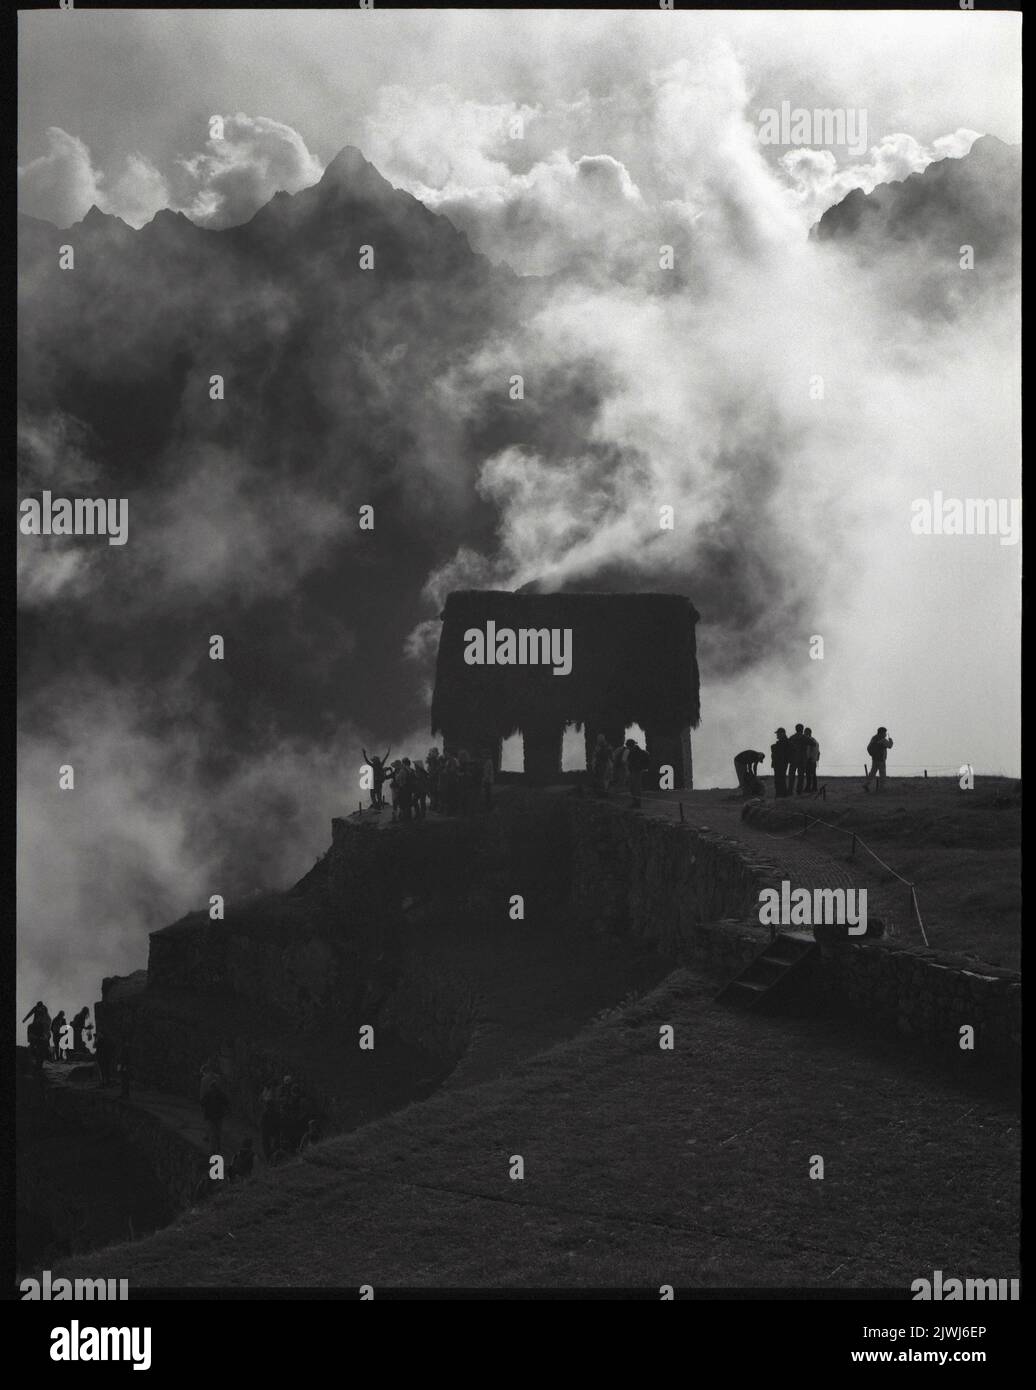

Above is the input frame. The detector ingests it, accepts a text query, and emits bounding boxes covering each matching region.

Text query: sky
[17,9,1021,1023]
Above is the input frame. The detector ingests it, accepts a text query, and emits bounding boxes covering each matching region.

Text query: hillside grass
[59,970,1018,1291]
[733,777,1020,969]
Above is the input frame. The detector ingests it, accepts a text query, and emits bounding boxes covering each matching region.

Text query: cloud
[17,680,370,1025]
[18,127,169,229]
[18,127,103,226]
[107,153,171,227]
[362,53,803,275]
[141,447,355,607]
[18,115,323,230]
[173,113,324,227]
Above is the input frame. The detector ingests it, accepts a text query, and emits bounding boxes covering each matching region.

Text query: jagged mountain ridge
[813,134,1020,250]
[811,135,1020,318]
[15,146,586,757]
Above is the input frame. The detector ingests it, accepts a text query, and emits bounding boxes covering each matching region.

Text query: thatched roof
[431,591,700,739]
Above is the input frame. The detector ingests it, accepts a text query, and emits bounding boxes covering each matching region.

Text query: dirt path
[42,1061,260,1163]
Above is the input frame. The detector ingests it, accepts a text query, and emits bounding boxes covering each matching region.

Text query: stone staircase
[715,930,818,1010]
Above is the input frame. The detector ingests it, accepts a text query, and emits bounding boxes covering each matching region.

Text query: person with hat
[864,726,894,792]
[770,728,791,798]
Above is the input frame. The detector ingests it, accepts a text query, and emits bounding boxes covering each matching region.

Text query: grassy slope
[830,781,1021,968]
[64,971,1018,1291]
[743,778,1020,968]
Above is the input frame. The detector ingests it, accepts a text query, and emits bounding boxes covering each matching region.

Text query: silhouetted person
[387,761,403,821]
[71,1007,90,1056]
[23,1000,48,1046]
[626,739,650,808]
[201,1072,230,1152]
[298,1118,322,1155]
[803,728,820,794]
[50,1011,67,1061]
[426,749,442,812]
[399,758,417,822]
[229,1137,255,1180]
[612,741,630,794]
[770,729,791,798]
[787,724,807,795]
[412,758,429,820]
[734,749,765,798]
[864,727,894,792]
[23,1002,50,1070]
[362,748,390,809]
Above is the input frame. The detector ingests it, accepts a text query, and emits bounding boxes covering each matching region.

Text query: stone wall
[99,790,1020,1122]
[44,1086,208,1212]
[557,793,780,961]
[815,934,1020,1065]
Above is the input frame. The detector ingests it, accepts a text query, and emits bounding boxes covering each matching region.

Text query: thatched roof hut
[431,590,701,742]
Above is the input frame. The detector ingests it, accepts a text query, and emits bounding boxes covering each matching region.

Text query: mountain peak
[317,146,396,197]
[81,204,122,228]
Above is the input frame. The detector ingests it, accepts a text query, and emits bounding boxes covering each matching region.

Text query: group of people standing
[770,725,822,797]
[735,724,894,798]
[362,746,494,821]
[590,735,652,808]
[734,726,820,798]
[21,999,130,1095]
[199,1063,321,1176]
[21,1002,94,1067]
[258,1072,322,1161]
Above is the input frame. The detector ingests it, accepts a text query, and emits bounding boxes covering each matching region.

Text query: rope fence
[634,788,931,948]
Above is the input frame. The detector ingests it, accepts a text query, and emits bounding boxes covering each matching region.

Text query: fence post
[911,886,930,948]
[679,801,685,823]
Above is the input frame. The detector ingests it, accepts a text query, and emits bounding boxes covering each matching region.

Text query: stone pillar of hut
[522,721,564,785]
[645,725,693,790]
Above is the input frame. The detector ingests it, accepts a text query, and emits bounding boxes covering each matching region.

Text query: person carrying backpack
[864,727,894,792]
